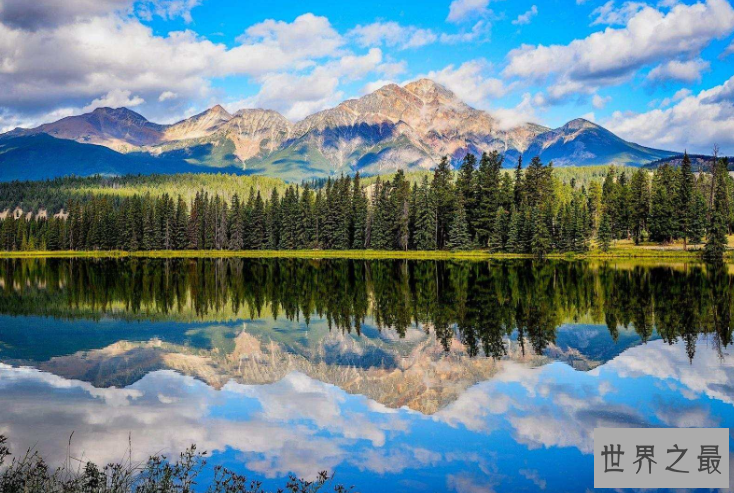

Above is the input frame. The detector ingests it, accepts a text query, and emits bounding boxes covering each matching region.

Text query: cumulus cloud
[504,0,734,101]
[348,21,437,50]
[646,58,710,83]
[242,49,384,120]
[422,59,509,108]
[605,75,734,154]
[0,10,356,125]
[512,5,538,26]
[447,0,494,23]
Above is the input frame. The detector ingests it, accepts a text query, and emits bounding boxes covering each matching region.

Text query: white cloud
[592,94,611,109]
[439,20,491,44]
[504,0,734,101]
[646,58,710,83]
[722,38,734,57]
[235,13,343,63]
[605,75,734,154]
[492,92,545,130]
[591,1,646,25]
[348,21,437,50]
[447,0,493,23]
[0,11,352,125]
[158,90,178,102]
[512,5,538,26]
[82,89,144,112]
[0,0,200,30]
[422,59,508,108]
[243,49,384,120]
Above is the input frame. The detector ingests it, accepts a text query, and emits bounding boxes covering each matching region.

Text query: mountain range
[0,79,676,182]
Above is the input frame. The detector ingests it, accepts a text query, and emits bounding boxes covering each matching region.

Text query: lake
[0,258,732,492]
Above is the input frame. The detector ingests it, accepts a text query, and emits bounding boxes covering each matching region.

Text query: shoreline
[0,248,729,261]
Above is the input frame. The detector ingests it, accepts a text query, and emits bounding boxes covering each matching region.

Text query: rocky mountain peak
[403,78,459,105]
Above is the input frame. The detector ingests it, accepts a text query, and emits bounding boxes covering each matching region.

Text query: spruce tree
[448,193,472,250]
[431,156,455,249]
[678,152,695,249]
[351,173,368,249]
[598,211,612,252]
[456,153,477,237]
[705,158,730,260]
[530,206,551,257]
[414,176,437,250]
[488,207,507,252]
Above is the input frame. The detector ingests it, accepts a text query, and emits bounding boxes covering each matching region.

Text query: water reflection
[0,258,732,361]
[0,337,731,492]
[0,259,732,492]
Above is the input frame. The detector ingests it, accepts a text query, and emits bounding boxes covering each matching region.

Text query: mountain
[0,134,242,181]
[15,107,166,151]
[519,118,675,167]
[0,79,676,181]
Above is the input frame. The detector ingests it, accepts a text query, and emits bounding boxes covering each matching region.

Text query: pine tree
[506,207,521,253]
[392,170,411,250]
[488,207,508,252]
[705,158,730,260]
[531,206,551,257]
[649,164,677,243]
[475,151,503,245]
[448,193,472,250]
[629,169,650,244]
[351,173,368,249]
[431,156,455,249]
[689,189,707,245]
[678,152,695,249]
[598,211,612,252]
[456,153,477,237]
[414,176,437,250]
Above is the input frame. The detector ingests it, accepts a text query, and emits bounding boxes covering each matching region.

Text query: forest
[0,152,731,258]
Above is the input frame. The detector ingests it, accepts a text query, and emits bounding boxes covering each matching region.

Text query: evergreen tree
[598,211,612,252]
[705,158,730,260]
[456,153,477,237]
[431,156,455,249]
[414,176,437,250]
[628,169,650,244]
[448,193,472,250]
[678,152,695,249]
[488,207,508,252]
[351,173,368,249]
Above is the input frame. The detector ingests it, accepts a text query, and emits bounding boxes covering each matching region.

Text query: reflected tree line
[0,259,731,360]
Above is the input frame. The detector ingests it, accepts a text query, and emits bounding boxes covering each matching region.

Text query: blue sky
[1,0,733,152]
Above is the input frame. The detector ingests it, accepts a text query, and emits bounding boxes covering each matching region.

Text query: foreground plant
[0,436,353,493]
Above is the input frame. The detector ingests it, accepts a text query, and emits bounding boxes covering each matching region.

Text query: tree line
[0,152,731,258]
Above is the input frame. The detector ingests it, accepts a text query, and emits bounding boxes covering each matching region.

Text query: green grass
[0,247,727,261]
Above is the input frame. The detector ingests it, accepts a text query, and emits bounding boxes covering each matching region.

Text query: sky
[0,0,733,153]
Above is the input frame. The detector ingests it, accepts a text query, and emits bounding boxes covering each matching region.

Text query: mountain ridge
[1,79,677,181]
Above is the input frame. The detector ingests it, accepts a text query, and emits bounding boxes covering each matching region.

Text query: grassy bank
[0,243,731,261]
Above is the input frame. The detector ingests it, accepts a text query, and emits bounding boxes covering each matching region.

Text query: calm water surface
[0,258,732,492]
